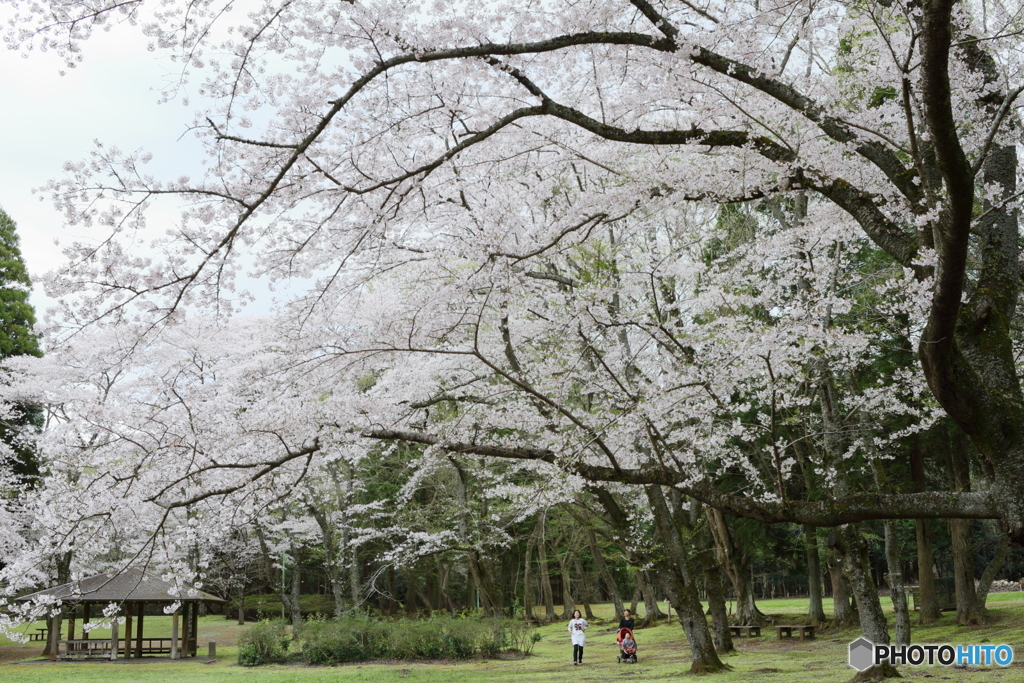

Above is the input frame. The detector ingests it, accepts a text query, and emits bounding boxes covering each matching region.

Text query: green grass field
[3,593,1024,682]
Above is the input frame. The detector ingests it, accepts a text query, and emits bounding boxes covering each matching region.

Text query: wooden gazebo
[17,567,224,661]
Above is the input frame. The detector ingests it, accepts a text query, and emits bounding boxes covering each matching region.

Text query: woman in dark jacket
[618,609,635,630]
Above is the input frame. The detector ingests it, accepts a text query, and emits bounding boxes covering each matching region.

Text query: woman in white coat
[567,609,588,665]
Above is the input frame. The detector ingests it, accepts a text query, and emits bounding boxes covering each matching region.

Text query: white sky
[0,18,205,314]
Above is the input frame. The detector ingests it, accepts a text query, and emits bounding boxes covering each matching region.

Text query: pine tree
[0,207,42,482]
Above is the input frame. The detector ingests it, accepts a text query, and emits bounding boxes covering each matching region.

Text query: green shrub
[297,613,538,664]
[237,619,289,666]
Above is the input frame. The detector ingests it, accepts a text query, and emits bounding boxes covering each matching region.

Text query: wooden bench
[775,625,815,640]
[728,625,762,637]
[58,639,114,659]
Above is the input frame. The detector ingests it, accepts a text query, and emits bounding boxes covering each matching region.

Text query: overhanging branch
[361,427,997,525]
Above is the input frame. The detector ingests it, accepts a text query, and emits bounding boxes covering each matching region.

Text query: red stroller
[616,627,638,663]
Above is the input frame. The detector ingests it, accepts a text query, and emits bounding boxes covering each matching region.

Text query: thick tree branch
[361,427,997,525]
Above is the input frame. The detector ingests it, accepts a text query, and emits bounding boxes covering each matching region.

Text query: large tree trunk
[41,552,72,658]
[916,18,1024,551]
[804,525,827,625]
[646,486,729,673]
[976,526,1011,609]
[835,527,889,644]
[708,509,767,626]
[828,548,858,628]
[835,525,899,680]
[697,538,734,654]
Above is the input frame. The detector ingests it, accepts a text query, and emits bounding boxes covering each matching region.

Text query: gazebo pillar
[124,602,133,657]
[170,610,179,659]
[135,602,144,658]
[181,602,191,656]
[190,603,199,656]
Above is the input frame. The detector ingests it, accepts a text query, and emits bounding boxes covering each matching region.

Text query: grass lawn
[2,593,1024,682]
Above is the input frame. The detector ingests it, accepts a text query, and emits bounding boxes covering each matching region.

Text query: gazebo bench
[775,625,815,640]
[728,625,761,637]
[126,638,178,655]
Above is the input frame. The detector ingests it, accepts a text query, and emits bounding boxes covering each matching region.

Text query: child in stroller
[616,627,638,663]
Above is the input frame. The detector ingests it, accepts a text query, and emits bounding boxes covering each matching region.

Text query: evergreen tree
[0,208,42,482]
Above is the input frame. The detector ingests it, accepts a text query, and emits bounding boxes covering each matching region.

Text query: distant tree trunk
[238,585,245,625]
[574,557,595,620]
[870,458,909,646]
[287,555,302,637]
[586,527,624,620]
[537,515,557,622]
[467,553,490,616]
[638,570,664,620]
[523,523,537,621]
[976,529,1010,609]
[915,519,941,622]
[910,438,941,622]
[349,546,361,610]
[559,551,574,618]
[436,557,456,613]
[380,566,391,615]
[629,586,640,617]
[308,504,347,619]
[883,520,911,646]
[405,569,421,615]
[804,525,827,625]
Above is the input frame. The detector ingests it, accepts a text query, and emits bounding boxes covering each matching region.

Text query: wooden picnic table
[728,625,762,637]
[28,627,48,642]
[775,625,815,640]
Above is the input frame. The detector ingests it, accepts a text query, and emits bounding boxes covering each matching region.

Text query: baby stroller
[616,627,638,663]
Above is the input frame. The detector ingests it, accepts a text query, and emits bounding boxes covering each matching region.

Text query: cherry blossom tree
[5,0,1024,673]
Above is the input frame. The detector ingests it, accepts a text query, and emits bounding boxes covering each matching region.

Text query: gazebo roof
[16,567,224,604]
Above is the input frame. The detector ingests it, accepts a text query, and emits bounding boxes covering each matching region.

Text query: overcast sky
[0,17,203,314]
